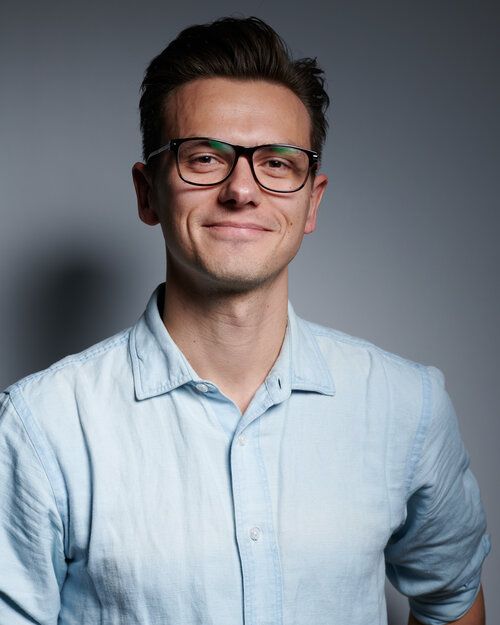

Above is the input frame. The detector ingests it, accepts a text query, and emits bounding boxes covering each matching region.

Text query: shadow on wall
[2,244,125,388]
[386,579,410,624]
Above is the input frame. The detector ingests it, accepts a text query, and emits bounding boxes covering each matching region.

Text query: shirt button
[237,434,247,446]
[195,383,209,393]
[249,527,261,541]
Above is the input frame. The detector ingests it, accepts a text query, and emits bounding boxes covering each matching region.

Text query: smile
[205,221,271,230]
[203,221,273,240]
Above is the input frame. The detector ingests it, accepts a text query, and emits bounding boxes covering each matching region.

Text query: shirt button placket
[230,423,283,625]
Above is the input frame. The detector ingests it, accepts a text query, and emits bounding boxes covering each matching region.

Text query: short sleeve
[0,391,67,624]
[384,366,491,625]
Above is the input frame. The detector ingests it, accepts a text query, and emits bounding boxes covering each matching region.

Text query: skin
[132,78,327,412]
[132,76,486,623]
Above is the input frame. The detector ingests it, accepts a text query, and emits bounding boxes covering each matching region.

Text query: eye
[182,151,228,170]
[265,159,290,169]
[254,145,305,177]
[256,156,294,178]
[190,154,219,164]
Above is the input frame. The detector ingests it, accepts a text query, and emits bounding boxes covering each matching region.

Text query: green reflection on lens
[207,140,233,153]
[268,146,299,155]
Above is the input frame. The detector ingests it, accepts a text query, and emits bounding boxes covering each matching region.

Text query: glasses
[146,137,318,193]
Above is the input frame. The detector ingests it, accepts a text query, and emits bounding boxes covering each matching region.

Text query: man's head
[132,17,329,295]
[139,16,329,165]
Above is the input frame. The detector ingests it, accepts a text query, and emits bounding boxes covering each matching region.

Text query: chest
[62,388,402,624]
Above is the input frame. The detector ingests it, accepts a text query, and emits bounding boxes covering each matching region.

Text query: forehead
[162,77,312,148]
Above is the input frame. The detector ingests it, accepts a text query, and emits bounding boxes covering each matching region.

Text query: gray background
[1,1,498,622]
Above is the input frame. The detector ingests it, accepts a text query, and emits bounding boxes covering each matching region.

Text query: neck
[162,268,289,414]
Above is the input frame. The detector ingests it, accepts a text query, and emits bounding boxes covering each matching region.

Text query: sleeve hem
[409,575,482,625]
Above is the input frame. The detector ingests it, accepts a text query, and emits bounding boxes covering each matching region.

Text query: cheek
[153,178,184,228]
[152,188,183,250]
[275,198,306,231]
[284,203,310,234]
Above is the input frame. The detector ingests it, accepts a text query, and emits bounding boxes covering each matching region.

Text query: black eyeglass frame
[146,137,319,193]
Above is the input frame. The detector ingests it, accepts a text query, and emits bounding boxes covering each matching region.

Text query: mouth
[203,221,273,240]
[204,221,272,231]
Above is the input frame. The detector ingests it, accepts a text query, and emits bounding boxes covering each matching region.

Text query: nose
[217,153,262,208]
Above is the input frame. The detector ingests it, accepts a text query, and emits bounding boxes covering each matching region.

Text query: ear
[304,173,328,234]
[132,162,160,226]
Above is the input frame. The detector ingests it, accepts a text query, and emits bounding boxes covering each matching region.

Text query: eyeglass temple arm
[146,142,172,163]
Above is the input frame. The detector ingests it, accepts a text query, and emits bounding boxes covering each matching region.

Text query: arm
[0,392,66,624]
[408,586,485,625]
[385,366,490,625]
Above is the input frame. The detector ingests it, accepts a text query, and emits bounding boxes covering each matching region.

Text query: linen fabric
[0,285,490,625]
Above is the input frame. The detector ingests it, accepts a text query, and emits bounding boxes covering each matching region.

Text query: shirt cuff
[408,534,490,625]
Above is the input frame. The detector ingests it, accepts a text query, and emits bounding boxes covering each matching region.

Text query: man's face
[133,77,327,293]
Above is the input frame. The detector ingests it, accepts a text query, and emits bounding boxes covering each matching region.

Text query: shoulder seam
[4,389,68,552]
[404,364,433,498]
[10,329,131,392]
[306,321,423,370]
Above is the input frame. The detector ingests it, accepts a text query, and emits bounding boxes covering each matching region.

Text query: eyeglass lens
[177,139,310,192]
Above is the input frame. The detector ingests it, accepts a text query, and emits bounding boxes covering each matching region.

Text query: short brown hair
[139,16,329,163]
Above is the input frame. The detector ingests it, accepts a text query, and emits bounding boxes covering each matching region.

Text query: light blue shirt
[0,285,490,625]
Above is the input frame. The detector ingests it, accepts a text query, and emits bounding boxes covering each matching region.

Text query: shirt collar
[130,284,335,401]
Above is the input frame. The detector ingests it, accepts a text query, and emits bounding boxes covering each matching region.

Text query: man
[0,16,490,625]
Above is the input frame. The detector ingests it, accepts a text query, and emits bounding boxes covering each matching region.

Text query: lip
[203,221,273,241]
[204,221,272,231]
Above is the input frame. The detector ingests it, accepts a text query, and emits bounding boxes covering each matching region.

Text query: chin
[202,266,281,295]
